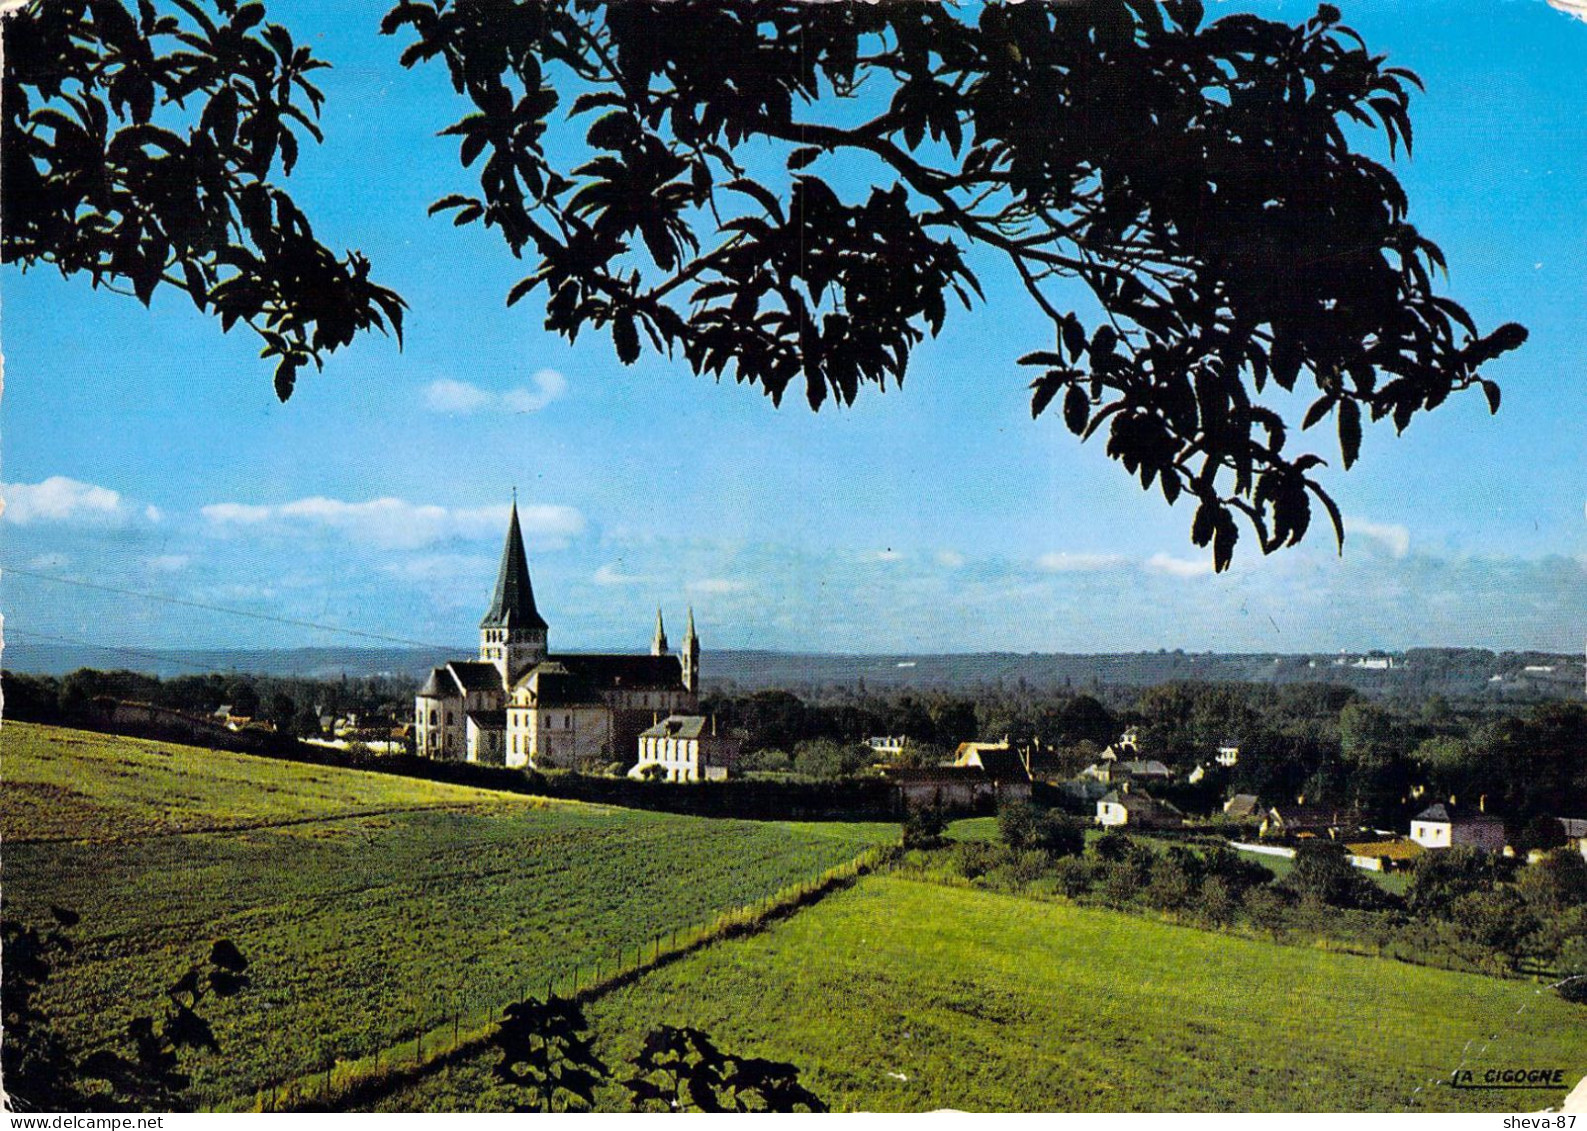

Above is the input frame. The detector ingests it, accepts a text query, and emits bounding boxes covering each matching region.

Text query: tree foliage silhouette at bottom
[624,1024,828,1113]
[491,994,609,1112]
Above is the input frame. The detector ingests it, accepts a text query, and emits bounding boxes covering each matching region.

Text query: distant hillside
[4,642,1581,700]
[705,648,1585,701]
[0,643,465,681]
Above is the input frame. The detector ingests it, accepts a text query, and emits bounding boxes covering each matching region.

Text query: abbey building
[414,502,699,769]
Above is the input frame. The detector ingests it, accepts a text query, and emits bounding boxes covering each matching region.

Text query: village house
[1558,818,1587,860]
[631,715,741,782]
[1409,802,1507,852]
[952,740,1034,783]
[885,762,1031,812]
[415,501,701,769]
[1222,793,1264,821]
[1260,802,1364,841]
[866,735,910,762]
[1080,758,1172,785]
[1096,787,1184,830]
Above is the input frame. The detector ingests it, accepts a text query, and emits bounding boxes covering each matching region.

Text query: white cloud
[424,370,568,415]
[502,370,568,413]
[27,553,69,570]
[1347,517,1411,559]
[687,578,748,594]
[936,550,966,569]
[1144,552,1215,578]
[380,553,492,581]
[1547,0,1587,22]
[1037,551,1127,573]
[2,476,125,525]
[202,496,585,550]
[202,502,272,524]
[146,554,190,572]
[869,548,905,563]
[594,563,650,586]
[424,378,493,413]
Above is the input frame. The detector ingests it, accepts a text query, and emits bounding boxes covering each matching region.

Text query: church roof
[515,653,684,692]
[466,708,506,730]
[525,665,603,707]
[448,661,504,694]
[481,502,548,631]
[417,666,455,698]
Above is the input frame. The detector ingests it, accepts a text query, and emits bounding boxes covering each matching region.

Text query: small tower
[651,606,669,656]
[682,606,700,695]
[479,499,549,683]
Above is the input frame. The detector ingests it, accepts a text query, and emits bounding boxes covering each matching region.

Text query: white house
[867,735,910,761]
[631,715,741,782]
[1409,803,1507,852]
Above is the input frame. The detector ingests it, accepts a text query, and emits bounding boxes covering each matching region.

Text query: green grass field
[1,722,894,1106]
[377,873,1587,1112]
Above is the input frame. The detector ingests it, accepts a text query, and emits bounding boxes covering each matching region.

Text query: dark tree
[492,994,609,1113]
[1405,844,1502,920]
[1285,841,1390,911]
[382,0,1525,567]
[3,0,405,399]
[624,1025,826,1113]
[2,909,250,1114]
[3,907,88,1112]
[77,939,252,1111]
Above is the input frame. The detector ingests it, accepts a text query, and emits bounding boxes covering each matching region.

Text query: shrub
[1285,842,1393,911]
[1012,849,1051,886]
[1199,845,1274,897]
[901,804,949,850]
[953,841,1011,881]
[1142,850,1200,912]
[1091,829,1138,863]
[1048,856,1094,899]
[1033,812,1086,858]
[998,801,1042,850]
[1199,876,1237,926]
[1242,884,1291,937]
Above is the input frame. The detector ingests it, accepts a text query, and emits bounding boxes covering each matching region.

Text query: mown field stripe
[1,800,530,846]
[233,843,898,1112]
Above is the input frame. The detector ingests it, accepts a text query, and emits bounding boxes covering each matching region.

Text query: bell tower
[479,498,549,683]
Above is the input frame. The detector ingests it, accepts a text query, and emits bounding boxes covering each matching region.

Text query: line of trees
[2,668,413,740]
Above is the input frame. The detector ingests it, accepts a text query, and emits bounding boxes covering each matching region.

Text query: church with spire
[413,500,701,769]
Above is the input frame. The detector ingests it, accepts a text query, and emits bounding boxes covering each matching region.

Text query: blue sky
[3,0,1586,658]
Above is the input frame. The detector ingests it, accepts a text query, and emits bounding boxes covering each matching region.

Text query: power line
[3,628,242,673]
[2,565,459,651]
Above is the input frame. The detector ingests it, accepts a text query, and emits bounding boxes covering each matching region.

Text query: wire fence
[234,843,897,1112]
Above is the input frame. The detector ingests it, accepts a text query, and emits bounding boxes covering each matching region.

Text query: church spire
[481,500,548,630]
[682,605,700,694]
[651,606,669,655]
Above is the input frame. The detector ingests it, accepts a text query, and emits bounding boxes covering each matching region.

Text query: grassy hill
[1,722,893,1106]
[380,874,1587,1113]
